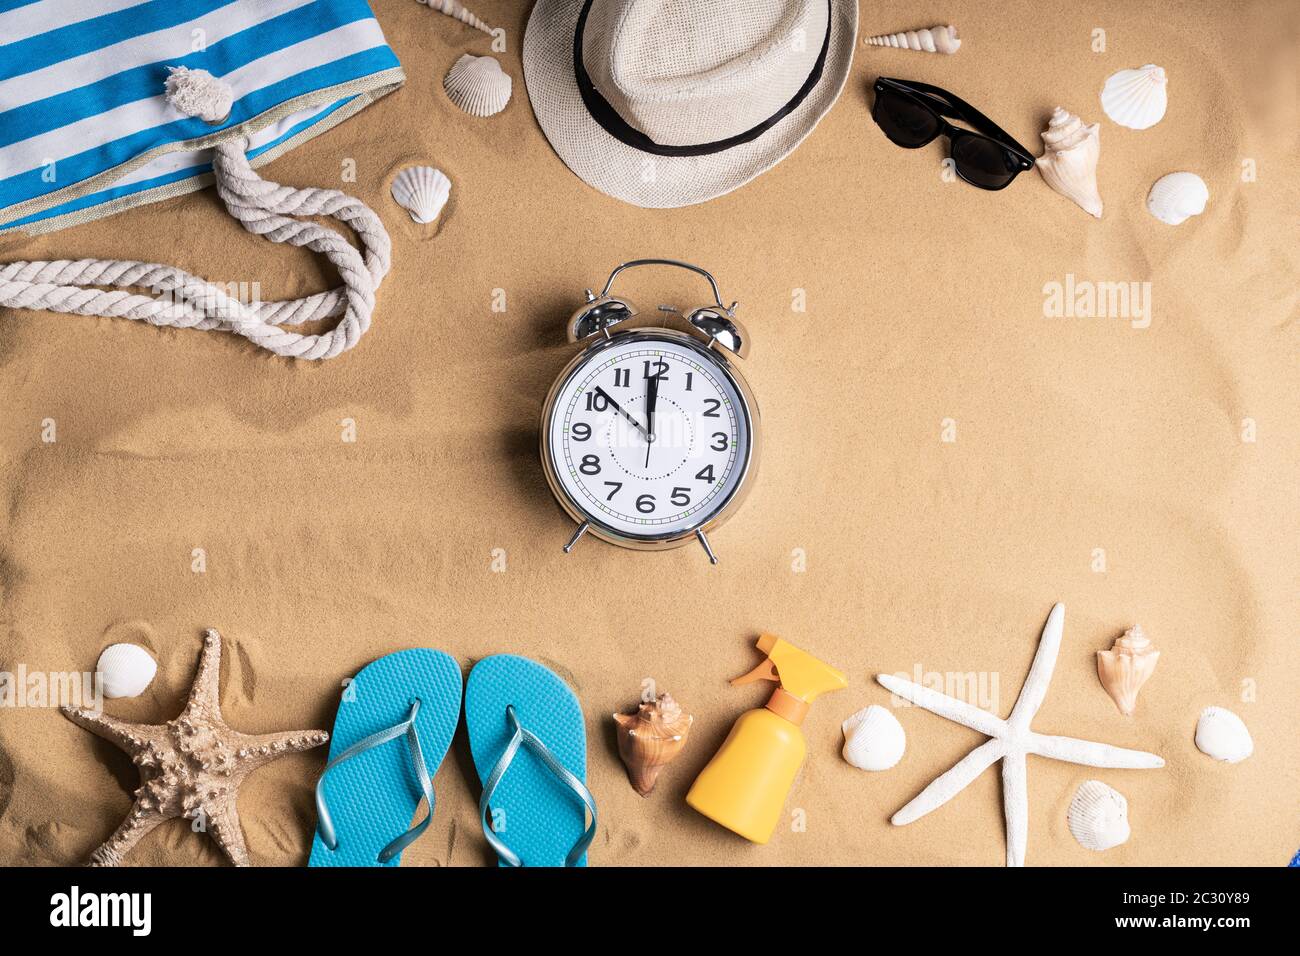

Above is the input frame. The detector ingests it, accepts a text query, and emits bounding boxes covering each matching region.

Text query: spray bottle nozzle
[729,634,847,726]
[730,657,780,687]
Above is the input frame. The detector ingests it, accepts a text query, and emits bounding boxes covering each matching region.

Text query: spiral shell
[1035,107,1102,218]
[865,25,960,54]
[418,0,492,36]
[390,165,451,224]
[96,643,158,699]
[1096,624,1159,714]
[1067,780,1130,851]
[1100,64,1167,130]
[613,691,693,796]
[443,54,512,118]
[1146,172,1208,225]
[841,704,906,771]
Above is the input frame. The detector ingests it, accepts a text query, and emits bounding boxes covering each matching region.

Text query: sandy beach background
[0,0,1296,866]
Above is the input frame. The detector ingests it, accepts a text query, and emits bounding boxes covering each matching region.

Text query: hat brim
[522,0,858,209]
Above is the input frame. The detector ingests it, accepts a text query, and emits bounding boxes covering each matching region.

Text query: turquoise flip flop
[465,655,596,867]
[309,649,462,867]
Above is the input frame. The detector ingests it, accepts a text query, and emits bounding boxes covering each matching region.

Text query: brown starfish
[61,628,328,866]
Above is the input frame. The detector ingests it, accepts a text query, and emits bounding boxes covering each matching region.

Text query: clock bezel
[539,328,760,551]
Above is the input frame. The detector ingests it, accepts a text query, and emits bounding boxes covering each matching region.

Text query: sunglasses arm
[880,77,1034,164]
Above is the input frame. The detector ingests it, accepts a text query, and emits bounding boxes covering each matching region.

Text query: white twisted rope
[0,71,391,360]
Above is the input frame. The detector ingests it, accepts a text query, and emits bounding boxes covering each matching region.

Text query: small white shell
[1146,172,1209,225]
[96,643,157,699]
[443,53,512,118]
[1100,64,1167,130]
[865,25,960,55]
[390,165,451,224]
[1194,706,1253,763]
[841,704,906,771]
[1067,780,1131,851]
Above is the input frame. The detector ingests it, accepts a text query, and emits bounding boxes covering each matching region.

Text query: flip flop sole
[465,655,589,867]
[309,649,462,867]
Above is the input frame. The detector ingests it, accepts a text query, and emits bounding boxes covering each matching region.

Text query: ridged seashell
[1146,172,1209,225]
[96,643,158,699]
[865,25,960,54]
[1096,624,1159,715]
[613,691,693,796]
[1194,706,1253,763]
[841,704,906,771]
[1035,107,1103,219]
[390,165,451,224]
[1067,780,1131,851]
[443,54,512,118]
[1100,64,1167,130]
[418,0,492,36]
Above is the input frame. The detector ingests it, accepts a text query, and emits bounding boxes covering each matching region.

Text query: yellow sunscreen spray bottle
[686,634,847,844]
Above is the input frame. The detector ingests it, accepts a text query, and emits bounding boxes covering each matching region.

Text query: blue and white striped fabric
[0,0,403,234]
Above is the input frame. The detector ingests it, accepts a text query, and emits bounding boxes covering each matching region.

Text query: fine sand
[0,0,1297,866]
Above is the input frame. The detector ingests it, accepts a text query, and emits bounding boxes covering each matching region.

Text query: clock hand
[644,371,659,468]
[593,387,648,437]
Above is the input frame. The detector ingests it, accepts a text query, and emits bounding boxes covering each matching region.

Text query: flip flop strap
[479,704,598,867]
[315,699,435,863]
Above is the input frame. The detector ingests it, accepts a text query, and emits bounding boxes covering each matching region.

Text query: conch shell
[1035,107,1102,218]
[613,691,692,796]
[1096,625,1159,716]
[865,25,960,54]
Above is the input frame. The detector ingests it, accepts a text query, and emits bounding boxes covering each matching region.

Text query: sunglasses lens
[873,88,940,147]
[951,134,1019,189]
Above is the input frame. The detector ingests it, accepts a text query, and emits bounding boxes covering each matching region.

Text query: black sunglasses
[871,77,1035,190]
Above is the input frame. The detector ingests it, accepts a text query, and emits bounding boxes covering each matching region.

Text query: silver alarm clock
[539,259,760,564]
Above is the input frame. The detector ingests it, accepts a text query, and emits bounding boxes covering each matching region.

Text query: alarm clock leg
[563,521,590,554]
[696,529,719,565]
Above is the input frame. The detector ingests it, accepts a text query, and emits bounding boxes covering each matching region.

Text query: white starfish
[877,603,1164,866]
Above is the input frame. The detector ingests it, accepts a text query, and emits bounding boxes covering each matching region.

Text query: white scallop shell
[841,704,906,771]
[390,165,451,224]
[96,643,157,699]
[443,53,512,118]
[1194,706,1253,763]
[1100,64,1167,130]
[1067,780,1131,851]
[1146,171,1208,225]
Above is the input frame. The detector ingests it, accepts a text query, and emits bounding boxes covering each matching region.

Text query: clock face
[545,333,754,540]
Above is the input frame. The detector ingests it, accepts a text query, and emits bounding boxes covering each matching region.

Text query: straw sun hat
[523,0,858,208]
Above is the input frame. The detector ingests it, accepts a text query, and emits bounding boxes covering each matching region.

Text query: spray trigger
[731,657,779,687]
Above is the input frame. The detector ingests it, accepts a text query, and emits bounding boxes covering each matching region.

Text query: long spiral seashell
[418,0,493,36]
[865,25,961,54]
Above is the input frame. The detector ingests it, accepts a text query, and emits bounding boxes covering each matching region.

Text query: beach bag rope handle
[0,69,390,360]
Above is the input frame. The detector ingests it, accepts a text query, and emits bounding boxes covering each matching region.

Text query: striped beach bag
[0,0,404,359]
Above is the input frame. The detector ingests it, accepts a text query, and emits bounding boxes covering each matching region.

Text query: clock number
[603,481,622,500]
[636,494,656,514]
[710,432,729,452]
[584,391,610,412]
[685,371,694,392]
[695,464,715,483]
[642,359,669,381]
[571,422,591,442]
[670,487,690,507]
[702,398,721,418]
[579,454,601,475]
[613,367,630,388]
